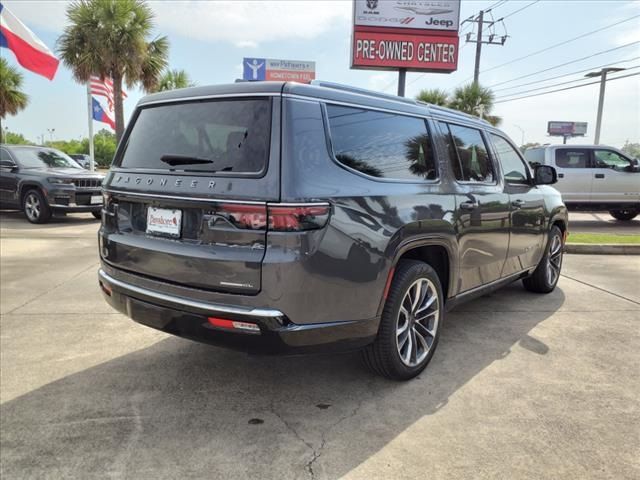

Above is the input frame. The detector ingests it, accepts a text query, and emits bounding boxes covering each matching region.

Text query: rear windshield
[119,98,271,174]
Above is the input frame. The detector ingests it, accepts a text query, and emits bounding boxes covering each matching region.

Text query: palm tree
[57,0,169,141]
[0,58,29,143]
[415,88,449,106]
[449,83,502,126]
[151,69,195,93]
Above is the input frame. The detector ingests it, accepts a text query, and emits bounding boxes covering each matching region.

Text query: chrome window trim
[99,269,284,318]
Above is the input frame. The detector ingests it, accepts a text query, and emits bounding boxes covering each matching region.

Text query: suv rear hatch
[102,95,279,295]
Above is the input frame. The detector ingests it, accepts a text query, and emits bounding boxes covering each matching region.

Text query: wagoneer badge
[114,175,215,189]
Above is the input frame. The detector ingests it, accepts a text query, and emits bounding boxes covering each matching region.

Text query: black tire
[22,189,52,224]
[609,209,638,221]
[362,259,443,381]
[523,225,563,294]
[92,211,102,220]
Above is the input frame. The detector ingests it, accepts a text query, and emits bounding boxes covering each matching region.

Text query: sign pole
[593,70,607,145]
[86,83,95,172]
[397,68,406,97]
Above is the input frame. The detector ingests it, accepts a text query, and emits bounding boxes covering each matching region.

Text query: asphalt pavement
[1,210,639,479]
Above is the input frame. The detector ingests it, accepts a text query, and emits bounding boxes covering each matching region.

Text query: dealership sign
[351,0,461,73]
[243,58,316,83]
[548,121,588,136]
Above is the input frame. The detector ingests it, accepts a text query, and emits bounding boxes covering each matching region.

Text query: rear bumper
[98,269,378,354]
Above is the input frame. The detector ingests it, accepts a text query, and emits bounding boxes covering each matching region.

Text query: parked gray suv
[98,81,567,380]
[0,145,104,223]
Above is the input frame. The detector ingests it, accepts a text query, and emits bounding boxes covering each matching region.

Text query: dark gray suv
[1,145,104,223]
[98,81,567,380]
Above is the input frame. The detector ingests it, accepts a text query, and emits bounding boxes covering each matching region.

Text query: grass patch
[567,233,640,244]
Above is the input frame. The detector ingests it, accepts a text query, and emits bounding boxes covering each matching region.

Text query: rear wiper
[160,154,214,166]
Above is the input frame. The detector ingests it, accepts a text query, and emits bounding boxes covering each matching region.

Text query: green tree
[449,83,502,127]
[57,0,169,142]
[92,128,117,167]
[2,131,32,145]
[415,88,449,106]
[0,58,29,143]
[621,141,640,159]
[151,68,195,92]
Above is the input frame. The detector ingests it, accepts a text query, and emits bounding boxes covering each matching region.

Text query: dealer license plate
[146,207,182,237]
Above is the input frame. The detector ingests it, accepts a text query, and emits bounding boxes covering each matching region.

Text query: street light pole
[513,124,525,146]
[585,67,625,145]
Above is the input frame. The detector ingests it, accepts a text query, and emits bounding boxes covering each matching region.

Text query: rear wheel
[523,225,563,293]
[362,260,443,381]
[609,209,638,221]
[22,189,51,224]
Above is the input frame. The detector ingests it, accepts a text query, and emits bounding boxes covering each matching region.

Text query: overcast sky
[2,0,639,147]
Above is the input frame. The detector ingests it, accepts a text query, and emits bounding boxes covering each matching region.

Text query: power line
[480,15,640,75]
[493,56,640,92]
[494,71,640,104]
[498,0,541,21]
[495,65,640,99]
[487,41,640,88]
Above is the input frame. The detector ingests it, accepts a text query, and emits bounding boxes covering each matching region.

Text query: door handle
[558,173,564,178]
[595,173,605,179]
[511,199,526,209]
[460,201,478,211]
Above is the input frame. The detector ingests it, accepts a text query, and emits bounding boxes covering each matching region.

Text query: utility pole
[585,67,625,145]
[462,10,507,84]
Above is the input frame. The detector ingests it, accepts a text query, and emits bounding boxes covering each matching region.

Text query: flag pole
[86,82,95,172]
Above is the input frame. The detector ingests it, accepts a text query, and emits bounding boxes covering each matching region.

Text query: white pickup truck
[524,145,640,221]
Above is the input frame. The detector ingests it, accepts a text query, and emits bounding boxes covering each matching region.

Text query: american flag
[90,75,127,112]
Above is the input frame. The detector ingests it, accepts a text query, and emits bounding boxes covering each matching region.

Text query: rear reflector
[208,317,261,334]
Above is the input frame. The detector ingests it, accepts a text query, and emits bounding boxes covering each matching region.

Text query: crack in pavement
[560,273,640,306]
[4,262,99,315]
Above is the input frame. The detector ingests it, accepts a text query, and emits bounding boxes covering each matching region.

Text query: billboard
[243,58,315,83]
[548,121,588,136]
[354,0,461,31]
[351,0,461,73]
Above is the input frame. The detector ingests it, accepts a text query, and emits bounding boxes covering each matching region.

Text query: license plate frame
[146,207,182,238]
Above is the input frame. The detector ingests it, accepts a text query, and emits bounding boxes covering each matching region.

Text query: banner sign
[351,0,461,73]
[353,30,458,71]
[354,0,461,31]
[243,57,316,83]
[547,121,588,136]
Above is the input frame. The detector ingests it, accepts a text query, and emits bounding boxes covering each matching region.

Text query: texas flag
[0,2,59,80]
[92,97,116,130]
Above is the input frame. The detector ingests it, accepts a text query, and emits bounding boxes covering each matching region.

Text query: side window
[326,104,437,181]
[490,134,530,184]
[0,148,14,162]
[555,149,589,168]
[443,123,494,183]
[593,150,632,170]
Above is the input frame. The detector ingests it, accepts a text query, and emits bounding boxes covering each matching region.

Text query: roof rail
[310,80,418,106]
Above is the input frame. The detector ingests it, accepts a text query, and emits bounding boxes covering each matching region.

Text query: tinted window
[10,148,82,169]
[1,148,14,162]
[491,134,529,183]
[593,150,632,170]
[327,105,437,181]
[119,99,271,174]
[555,149,588,168]
[444,123,494,183]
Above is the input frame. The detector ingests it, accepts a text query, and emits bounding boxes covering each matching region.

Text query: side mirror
[534,165,557,185]
[0,160,17,171]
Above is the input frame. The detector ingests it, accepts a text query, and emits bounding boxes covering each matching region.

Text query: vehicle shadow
[0,285,565,479]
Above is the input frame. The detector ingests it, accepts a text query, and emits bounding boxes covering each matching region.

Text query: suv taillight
[215,203,330,231]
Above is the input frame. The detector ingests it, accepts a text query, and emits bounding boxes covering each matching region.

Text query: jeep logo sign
[353,0,461,32]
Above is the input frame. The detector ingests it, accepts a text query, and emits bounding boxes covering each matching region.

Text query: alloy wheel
[546,234,563,286]
[25,193,41,222]
[396,278,440,367]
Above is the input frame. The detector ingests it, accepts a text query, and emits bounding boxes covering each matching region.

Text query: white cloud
[151,0,351,46]
[368,72,396,92]
[2,0,68,32]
